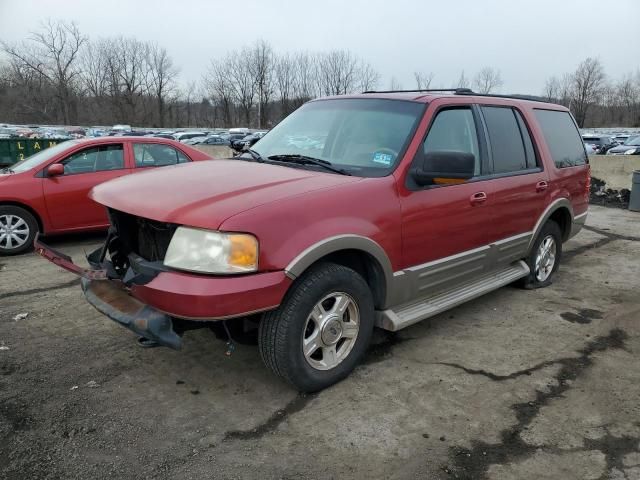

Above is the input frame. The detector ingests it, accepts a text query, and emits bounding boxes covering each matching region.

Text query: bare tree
[227,49,256,126]
[291,52,316,106]
[275,53,296,117]
[249,40,274,128]
[414,71,434,90]
[389,76,402,90]
[316,50,360,96]
[357,62,379,92]
[474,67,503,94]
[542,76,560,102]
[146,43,178,126]
[204,58,235,127]
[570,57,606,127]
[456,70,470,89]
[2,19,86,124]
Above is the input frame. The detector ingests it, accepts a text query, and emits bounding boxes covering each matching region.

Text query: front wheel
[258,262,374,392]
[519,220,562,289]
[0,205,39,255]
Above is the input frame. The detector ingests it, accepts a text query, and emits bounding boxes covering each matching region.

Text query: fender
[285,234,395,305]
[527,198,574,253]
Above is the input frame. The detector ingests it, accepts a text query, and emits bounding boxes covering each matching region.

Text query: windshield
[624,135,640,146]
[252,98,424,177]
[9,140,75,173]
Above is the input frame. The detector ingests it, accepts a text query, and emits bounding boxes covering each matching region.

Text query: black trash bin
[630,170,640,212]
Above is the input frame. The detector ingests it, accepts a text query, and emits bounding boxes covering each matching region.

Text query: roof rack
[362,88,551,104]
[362,88,473,94]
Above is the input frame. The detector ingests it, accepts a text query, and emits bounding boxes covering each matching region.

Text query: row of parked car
[0,123,270,153]
[582,133,640,155]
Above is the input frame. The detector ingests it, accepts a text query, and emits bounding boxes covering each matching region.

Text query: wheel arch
[0,201,44,233]
[285,235,394,310]
[528,198,573,253]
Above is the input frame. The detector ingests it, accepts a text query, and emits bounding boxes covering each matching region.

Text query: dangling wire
[222,321,236,356]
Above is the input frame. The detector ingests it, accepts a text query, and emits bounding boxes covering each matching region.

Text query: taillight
[585,166,591,199]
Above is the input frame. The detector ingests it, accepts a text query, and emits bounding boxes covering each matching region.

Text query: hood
[91,159,361,229]
[608,144,639,153]
[0,174,12,183]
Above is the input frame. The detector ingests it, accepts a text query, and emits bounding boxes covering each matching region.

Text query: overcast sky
[0,0,638,94]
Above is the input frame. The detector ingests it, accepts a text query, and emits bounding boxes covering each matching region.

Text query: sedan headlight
[164,227,258,274]
[624,148,638,155]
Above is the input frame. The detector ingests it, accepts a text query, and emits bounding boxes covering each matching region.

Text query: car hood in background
[91,159,361,230]
[607,145,639,154]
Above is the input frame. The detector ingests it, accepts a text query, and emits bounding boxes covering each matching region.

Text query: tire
[258,262,375,392]
[519,220,562,289]
[0,205,39,255]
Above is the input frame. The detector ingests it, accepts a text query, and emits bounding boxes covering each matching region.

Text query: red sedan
[0,137,211,255]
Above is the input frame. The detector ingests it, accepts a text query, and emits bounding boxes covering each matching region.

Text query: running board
[376,260,530,331]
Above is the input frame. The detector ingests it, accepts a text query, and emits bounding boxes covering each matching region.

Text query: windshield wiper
[247,149,266,162]
[1,167,14,174]
[267,154,351,176]
[235,148,265,163]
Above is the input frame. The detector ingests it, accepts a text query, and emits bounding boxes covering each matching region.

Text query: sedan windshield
[251,98,424,177]
[9,140,76,173]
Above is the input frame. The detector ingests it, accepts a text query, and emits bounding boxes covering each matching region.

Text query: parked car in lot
[36,91,589,392]
[175,131,207,142]
[0,137,211,255]
[230,131,266,152]
[606,135,640,155]
[582,135,616,154]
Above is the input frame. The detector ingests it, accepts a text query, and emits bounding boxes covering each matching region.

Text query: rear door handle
[536,181,549,192]
[470,192,487,205]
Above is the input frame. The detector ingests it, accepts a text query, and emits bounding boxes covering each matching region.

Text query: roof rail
[455,91,551,103]
[361,88,553,104]
[362,88,474,94]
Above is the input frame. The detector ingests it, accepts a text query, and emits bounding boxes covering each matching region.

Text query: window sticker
[372,151,394,166]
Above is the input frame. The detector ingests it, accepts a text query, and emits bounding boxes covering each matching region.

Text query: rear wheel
[0,205,39,255]
[258,262,374,392]
[520,220,562,289]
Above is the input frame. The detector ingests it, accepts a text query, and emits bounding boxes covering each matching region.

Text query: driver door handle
[470,192,487,205]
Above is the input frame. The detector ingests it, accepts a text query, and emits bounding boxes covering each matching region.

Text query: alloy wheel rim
[535,235,556,282]
[0,215,30,250]
[302,292,360,371]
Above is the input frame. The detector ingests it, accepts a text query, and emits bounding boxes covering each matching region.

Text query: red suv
[37,90,590,391]
[0,137,210,254]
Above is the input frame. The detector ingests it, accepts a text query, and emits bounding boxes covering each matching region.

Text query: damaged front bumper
[34,235,183,349]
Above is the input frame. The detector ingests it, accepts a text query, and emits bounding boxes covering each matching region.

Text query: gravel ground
[1,205,639,480]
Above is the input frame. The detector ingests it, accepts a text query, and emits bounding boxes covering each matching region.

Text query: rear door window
[133,143,190,167]
[533,110,587,168]
[481,106,527,174]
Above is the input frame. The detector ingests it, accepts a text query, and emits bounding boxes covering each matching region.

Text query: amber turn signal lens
[228,234,258,269]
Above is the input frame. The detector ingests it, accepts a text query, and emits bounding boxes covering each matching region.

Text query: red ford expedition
[36,90,590,392]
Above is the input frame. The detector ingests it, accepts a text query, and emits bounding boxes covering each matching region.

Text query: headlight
[164,227,258,274]
[624,148,638,155]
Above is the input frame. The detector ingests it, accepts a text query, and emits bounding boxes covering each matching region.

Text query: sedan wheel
[0,214,30,250]
[0,206,39,255]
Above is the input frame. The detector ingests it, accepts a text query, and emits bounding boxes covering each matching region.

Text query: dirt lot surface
[1,205,639,480]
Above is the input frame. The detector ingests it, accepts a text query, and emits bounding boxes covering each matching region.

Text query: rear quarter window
[533,109,587,168]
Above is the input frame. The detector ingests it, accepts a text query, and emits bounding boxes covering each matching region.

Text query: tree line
[0,20,638,129]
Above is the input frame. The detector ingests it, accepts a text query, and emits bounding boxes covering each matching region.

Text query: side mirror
[47,163,65,177]
[412,151,475,186]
